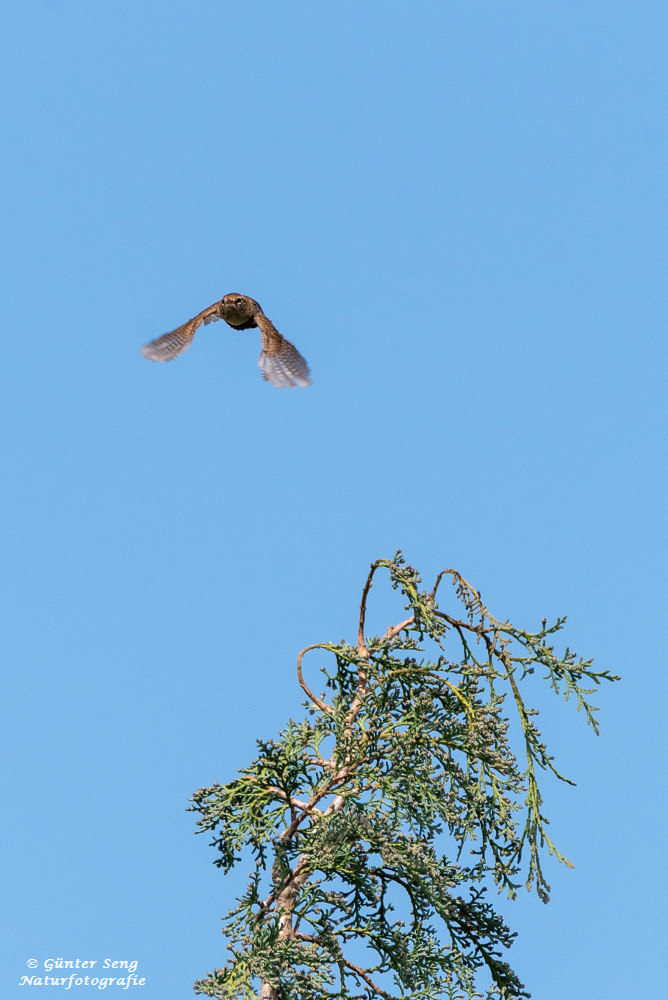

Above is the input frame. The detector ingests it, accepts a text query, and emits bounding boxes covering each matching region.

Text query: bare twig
[340,958,390,998]
[296,645,334,716]
[358,561,382,657]
[383,615,414,641]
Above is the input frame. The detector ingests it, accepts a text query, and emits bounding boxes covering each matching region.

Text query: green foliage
[190,554,618,999]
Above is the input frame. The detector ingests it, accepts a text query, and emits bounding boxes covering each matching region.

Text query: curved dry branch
[296,644,334,716]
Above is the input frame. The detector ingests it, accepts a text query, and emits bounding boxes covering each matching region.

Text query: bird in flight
[141,293,311,389]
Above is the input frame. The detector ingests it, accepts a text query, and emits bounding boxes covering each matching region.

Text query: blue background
[1,2,666,997]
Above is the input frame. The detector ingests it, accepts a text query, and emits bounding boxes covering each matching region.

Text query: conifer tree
[191,553,618,999]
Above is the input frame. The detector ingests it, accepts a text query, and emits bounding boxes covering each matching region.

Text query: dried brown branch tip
[190,551,619,1000]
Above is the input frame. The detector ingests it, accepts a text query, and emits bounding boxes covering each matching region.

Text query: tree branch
[358,561,382,657]
[341,958,390,998]
[383,615,414,641]
[296,645,334,716]
[294,935,389,999]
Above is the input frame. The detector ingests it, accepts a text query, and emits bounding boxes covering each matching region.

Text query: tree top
[191,553,618,1000]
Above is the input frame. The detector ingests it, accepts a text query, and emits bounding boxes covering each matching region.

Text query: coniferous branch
[190,553,618,999]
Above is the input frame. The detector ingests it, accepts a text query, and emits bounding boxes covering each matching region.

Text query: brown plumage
[141,293,312,389]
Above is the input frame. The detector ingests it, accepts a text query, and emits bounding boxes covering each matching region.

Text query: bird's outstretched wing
[141,301,222,362]
[256,313,312,389]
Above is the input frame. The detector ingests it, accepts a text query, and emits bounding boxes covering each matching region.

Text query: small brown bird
[141,293,312,388]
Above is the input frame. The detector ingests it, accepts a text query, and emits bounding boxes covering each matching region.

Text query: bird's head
[220,293,260,328]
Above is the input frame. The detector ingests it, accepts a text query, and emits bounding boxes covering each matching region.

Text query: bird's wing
[255,313,312,389]
[141,301,222,362]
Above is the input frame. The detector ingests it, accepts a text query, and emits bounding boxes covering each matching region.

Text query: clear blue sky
[1,2,666,997]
